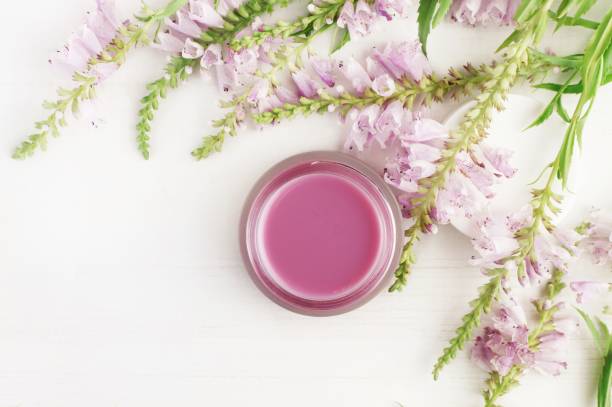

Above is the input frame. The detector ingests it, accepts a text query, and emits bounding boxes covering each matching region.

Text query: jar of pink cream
[240,151,403,316]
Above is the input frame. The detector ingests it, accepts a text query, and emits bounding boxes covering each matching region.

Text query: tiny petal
[291,70,319,98]
[372,73,396,96]
[310,57,336,87]
[339,57,372,94]
[182,38,204,59]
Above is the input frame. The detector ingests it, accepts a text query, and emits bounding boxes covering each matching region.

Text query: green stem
[482,269,566,407]
[430,0,555,378]
[192,27,327,159]
[13,0,191,159]
[137,0,294,159]
[13,75,97,159]
[230,0,346,50]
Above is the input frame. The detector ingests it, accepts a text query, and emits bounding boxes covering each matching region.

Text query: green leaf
[527,96,556,129]
[554,0,576,18]
[531,50,583,68]
[497,30,520,52]
[598,351,611,407]
[535,81,583,93]
[418,0,438,55]
[576,308,609,356]
[556,97,571,122]
[432,0,452,27]
[330,26,350,54]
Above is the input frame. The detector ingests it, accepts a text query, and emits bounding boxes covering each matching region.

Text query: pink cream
[241,152,402,316]
[261,173,382,300]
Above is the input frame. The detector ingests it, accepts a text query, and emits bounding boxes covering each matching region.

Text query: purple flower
[54,0,121,77]
[247,79,270,105]
[374,0,409,20]
[450,0,519,26]
[182,38,204,59]
[471,300,569,376]
[310,57,336,87]
[570,281,611,304]
[345,106,381,151]
[291,70,319,98]
[165,9,202,38]
[337,0,376,38]
[456,151,497,198]
[373,101,404,146]
[339,57,372,94]
[189,0,225,28]
[481,144,517,178]
[372,41,431,81]
[274,85,299,104]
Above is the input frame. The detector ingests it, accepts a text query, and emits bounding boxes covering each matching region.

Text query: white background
[1,1,611,406]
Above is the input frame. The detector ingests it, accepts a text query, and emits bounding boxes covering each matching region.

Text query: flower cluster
[450,0,519,26]
[468,206,582,284]
[54,0,122,79]
[154,0,247,53]
[337,0,409,37]
[471,299,572,377]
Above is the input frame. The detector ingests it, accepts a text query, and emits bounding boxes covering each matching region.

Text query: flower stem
[429,0,555,378]
[13,74,97,159]
[230,0,346,50]
[482,367,522,407]
[192,29,324,159]
[432,270,504,379]
[481,269,566,407]
[13,0,191,159]
[136,0,293,159]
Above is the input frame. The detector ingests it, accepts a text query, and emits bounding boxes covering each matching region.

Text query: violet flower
[450,0,519,26]
[471,300,569,376]
[471,301,533,375]
[54,0,121,78]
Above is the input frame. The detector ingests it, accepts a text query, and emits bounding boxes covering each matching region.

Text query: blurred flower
[450,0,519,26]
[579,209,612,266]
[570,281,611,304]
[54,0,121,77]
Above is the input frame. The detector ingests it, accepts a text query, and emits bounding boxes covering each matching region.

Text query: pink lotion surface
[259,172,382,300]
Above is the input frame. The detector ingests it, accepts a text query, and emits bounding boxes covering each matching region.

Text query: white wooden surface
[1,1,611,406]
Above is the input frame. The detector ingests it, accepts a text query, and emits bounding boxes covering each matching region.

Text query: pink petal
[189,0,224,28]
[291,71,319,98]
[339,57,372,94]
[310,57,336,87]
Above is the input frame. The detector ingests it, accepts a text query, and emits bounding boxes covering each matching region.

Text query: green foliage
[331,26,351,54]
[432,272,504,380]
[416,0,438,55]
[13,75,96,159]
[191,96,244,160]
[137,57,197,159]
